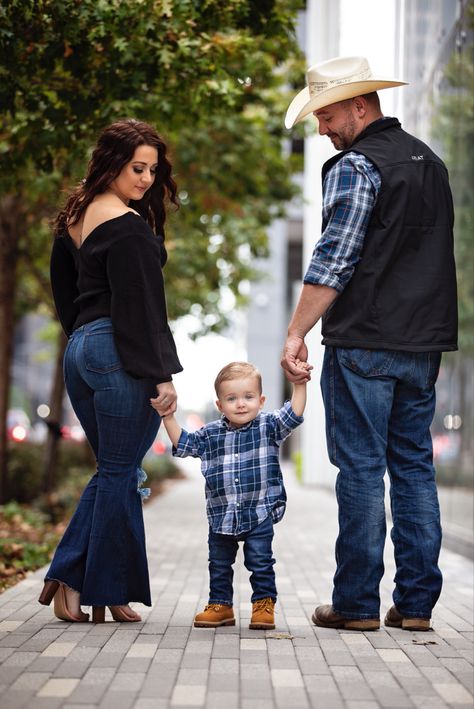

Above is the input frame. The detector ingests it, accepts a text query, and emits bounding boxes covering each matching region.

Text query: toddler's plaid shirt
[173,401,304,535]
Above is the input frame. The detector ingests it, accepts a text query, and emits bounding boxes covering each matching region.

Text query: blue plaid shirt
[173,401,304,535]
[304,152,381,292]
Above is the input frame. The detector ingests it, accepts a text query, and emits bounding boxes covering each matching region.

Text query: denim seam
[329,349,337,461]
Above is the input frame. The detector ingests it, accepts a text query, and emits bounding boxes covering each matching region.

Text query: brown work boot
[384,605,431,631]
[312,604,380,631]
[249,597,276,629]
[194,603,235,628]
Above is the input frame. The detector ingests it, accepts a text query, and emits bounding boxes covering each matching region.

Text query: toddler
[152,361,307,629]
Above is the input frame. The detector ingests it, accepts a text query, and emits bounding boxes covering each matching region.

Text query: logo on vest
[411,155,424,160]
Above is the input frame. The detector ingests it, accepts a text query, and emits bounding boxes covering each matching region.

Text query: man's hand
[281,334,313,383]
[150,381,177,417]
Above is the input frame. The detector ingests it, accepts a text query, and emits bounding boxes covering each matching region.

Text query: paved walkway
[0,460,472,709]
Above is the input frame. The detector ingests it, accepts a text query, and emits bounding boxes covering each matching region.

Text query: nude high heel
[53,584,89,622]
[92,605,141,622]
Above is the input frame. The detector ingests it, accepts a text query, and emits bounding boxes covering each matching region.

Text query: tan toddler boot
[194,603,235,628]
[249,597,276,629]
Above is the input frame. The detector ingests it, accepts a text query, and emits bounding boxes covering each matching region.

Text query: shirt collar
[220,413,260,432]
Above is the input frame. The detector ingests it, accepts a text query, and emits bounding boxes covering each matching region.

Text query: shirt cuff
[172,429,190,457]
[282,400,304,426]
[303,263,346,293]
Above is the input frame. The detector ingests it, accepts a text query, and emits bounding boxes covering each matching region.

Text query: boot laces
[205,603,225,612]
[253,598,275,614]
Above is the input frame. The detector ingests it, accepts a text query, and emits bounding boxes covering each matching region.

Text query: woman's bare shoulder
[81,199,139,240]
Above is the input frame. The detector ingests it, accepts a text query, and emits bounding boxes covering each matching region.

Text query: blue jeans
[208,515,277,605]
[45,318,161,606]
[321,347,442,620]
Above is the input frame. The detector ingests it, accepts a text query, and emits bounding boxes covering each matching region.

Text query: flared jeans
[322,346,443,620]
[45,318,160,606]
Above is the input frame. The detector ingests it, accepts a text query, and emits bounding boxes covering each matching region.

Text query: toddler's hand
[150,398,167,416]
[294,358,312,373]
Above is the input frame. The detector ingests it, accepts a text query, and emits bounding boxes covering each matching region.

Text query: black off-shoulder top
[50,212,183,383]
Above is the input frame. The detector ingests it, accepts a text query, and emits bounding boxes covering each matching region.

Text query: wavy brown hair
[54,119,178,238]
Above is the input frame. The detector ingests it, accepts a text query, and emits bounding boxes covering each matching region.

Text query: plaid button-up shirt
[304,152,381,292]
[173,401,304,535]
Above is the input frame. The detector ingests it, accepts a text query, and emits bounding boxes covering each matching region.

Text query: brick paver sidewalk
[0,459,472,709]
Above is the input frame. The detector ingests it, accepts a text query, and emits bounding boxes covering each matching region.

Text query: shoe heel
[38,580,59,606]
[92,606,106,623]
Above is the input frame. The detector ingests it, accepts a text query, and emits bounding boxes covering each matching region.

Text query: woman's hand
[150,381,177,417]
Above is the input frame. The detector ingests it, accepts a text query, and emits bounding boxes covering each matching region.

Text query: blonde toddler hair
[214,362,262,397]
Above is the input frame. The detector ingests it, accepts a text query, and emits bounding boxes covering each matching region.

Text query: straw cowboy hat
[285,56,407,129]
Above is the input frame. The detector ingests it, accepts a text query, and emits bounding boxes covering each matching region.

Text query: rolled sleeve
[173,428,207,458]
[304,153,381,292]
[270,401,304,444]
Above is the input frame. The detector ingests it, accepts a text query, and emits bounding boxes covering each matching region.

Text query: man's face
[314,100,359,150]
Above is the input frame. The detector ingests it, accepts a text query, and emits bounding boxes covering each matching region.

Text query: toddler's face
[216,377,265,428]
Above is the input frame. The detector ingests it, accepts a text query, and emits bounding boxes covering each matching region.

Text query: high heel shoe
[54,584,89,622]
[92,605,141,623]
[38,581,89,622]
[38,579,59,605]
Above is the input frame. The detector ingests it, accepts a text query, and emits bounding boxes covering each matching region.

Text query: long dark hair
[54,119,178,238]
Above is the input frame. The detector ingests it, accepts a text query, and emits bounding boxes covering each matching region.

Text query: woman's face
[109,144,158,203]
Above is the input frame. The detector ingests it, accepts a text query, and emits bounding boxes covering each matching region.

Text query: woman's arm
[50,238,80,336]
[107,226,183,381]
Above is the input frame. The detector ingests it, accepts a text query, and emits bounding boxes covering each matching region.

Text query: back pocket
[338,347,395,378]
[84,331,122,373]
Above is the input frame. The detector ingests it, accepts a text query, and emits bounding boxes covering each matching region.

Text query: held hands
[281,334,313,383]
[150,381,177,417]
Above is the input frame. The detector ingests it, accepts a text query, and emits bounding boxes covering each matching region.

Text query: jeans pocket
[84,331,122,373]
[338,347,396,377]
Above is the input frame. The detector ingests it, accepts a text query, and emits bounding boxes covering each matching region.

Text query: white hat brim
[285,79,407,129]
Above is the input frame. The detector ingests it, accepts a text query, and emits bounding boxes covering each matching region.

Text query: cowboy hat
[285,56,407,129]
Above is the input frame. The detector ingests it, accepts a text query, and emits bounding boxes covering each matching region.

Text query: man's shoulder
[325,152,381,193]
[338,152,378,171]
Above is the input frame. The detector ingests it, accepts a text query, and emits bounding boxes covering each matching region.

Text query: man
[282,56,457,631]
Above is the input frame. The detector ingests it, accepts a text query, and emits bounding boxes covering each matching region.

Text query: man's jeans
[46,318,160,606]
[321,347,443,620]
[208,515,277,605]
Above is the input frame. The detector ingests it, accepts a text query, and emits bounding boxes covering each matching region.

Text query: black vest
[321,118,458,352]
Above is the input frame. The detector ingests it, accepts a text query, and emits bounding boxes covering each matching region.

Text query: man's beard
[332,114,357,150]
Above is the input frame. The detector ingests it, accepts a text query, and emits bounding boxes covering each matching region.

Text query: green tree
[0,0,304,501]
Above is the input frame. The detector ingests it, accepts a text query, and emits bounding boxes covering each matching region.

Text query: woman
[39,119,183,623]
